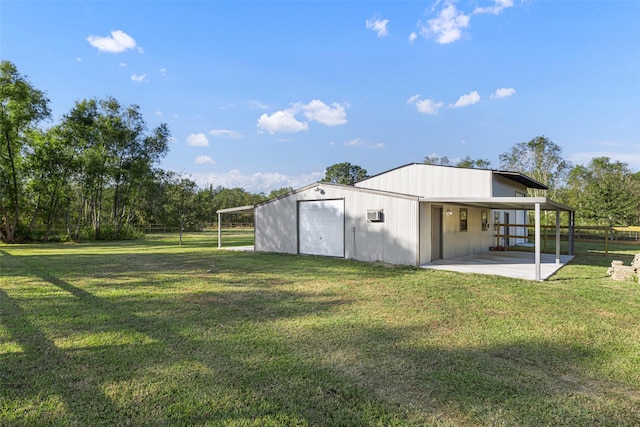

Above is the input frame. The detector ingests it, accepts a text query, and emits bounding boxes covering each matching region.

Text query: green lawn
[1,233,639,426]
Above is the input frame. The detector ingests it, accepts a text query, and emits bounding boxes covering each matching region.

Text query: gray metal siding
[441,205,495,259]
[491,175,529,196]
[418,203,495,264]
[255,195,298,254]
[255,185,419,265]
[356,164,493,197]
[345,193,418,265]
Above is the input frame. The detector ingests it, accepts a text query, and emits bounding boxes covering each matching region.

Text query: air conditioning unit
[367,209,383,222]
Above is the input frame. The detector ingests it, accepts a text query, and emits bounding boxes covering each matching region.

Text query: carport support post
[568,211,575,256]
[535,202,541,281]
[217,212,222,249]
[555,209,561,265]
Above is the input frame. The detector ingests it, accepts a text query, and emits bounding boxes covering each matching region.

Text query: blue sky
[2,0,639,193]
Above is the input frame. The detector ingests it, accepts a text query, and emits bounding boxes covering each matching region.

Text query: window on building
[460,208,468,231]
[481,209,489,231]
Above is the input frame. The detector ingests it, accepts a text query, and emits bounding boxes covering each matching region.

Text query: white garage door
[298,200,344,257]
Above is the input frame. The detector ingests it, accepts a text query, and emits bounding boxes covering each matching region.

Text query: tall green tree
[566,157,640,227]
[102,100,170,239]
[60,98,104,239]
[423,155,450,166]
[499,136,571,198]
[267,187,293,199]
[165,173,198,245]
[455,156,492,169]
[61,97,169,239]
[23,126,75,240]
[0,61,50,242]
[321,162,368,185]
[424,155,491,169]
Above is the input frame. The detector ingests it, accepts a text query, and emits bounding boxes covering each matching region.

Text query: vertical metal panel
[491,175,529,196]
[255,185,419,265]
[255,194,298,254]
[342,189,418,265]
[355,164,493,197]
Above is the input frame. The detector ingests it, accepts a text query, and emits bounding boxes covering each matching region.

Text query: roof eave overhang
[419,197,574,212]
[492,171,548,190]
[216,205,255,214]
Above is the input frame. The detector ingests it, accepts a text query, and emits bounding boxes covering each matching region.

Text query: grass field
[1,232,639,426]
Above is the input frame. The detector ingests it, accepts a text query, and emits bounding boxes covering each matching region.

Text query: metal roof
[492,170,548,190]
[216,205,255,214]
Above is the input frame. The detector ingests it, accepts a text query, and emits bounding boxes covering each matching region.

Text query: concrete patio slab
[423,251,574,281]
[219,245,255,252]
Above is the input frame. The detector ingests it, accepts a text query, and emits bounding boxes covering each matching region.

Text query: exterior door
[298,200,345,257]
[431,206,443,261]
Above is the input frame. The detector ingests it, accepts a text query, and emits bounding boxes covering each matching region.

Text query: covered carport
[216,205,255,249]
[422,196,575,281]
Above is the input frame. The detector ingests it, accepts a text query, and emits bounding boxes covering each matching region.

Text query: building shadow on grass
[290,323,640,426]
[0,249,358,425]
[0,288,122,424]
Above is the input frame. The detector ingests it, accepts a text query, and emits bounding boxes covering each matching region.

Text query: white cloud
[408,32,418,44]
[87,30,140,54]
[408,95,444,115]
[130,73,148,83]
[248,100,269,110]
[423,3,470,44]
[190,169,325,194]
[416,99,444,114]
[342,137,384,149]
[415,0,515,45]
[155,111,163,116]
[186,133,210,147]
[209,129,243,139]
[257,99,347,134]
[492,87,516,99]
[474,0,514,15]
[195,155,215,165]
[406,94,422,104]
[159,68,167,75]
[452,91,481,108]
[257,111,309,134]
[345,138,364,146]
[296,100,347,126]
[119,62,127,67]
[366,17,390,37]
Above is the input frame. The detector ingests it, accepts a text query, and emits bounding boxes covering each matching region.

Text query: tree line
[0,61,292,243]
[2,61,639,243]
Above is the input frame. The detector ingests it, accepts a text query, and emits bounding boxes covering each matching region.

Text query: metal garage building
[219,164,575,280]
